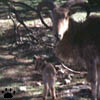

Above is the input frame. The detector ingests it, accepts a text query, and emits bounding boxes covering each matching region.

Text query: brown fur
[35,58,56,100]
[53,8,100,100]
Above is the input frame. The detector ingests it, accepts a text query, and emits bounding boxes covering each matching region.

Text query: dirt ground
[0,19,91,100]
